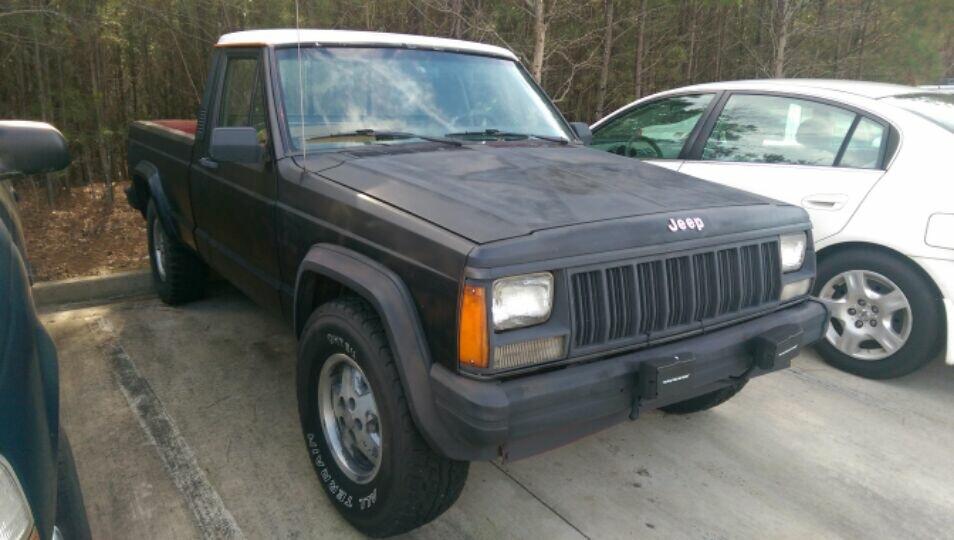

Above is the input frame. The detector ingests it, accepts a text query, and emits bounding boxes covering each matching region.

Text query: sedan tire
[814,248,941,379]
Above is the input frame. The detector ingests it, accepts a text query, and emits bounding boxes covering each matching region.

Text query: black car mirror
[209,127,262,164]
[0,121,70,176]
[570,122,593,145]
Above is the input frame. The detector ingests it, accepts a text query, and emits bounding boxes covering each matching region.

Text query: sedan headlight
[0,456,33,540]
[779,233,807,272]
[492,272,554,331]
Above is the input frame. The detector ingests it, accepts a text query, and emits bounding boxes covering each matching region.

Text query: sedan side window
[591,94,713,159]
[702,94,855,166]
[838,117,886,169]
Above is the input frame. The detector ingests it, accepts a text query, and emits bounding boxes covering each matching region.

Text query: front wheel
[296,296,468,537]
[813,248,941,379]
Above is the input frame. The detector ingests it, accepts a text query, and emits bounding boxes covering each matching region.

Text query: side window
[591,94,714,159]
[702,94,855,166]
[218,55,268,143]
[838,117,886,169]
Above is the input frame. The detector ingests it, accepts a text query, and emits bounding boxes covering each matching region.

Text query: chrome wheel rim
[152,219,167,281]
[818,270,912,361]
[317,353,383,484]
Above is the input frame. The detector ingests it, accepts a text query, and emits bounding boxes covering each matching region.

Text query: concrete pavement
[43,289,954,539]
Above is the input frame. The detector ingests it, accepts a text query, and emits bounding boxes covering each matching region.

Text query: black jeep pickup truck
[126,29,826,537]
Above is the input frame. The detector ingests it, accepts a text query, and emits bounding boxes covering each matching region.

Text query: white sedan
[591,79,954,379]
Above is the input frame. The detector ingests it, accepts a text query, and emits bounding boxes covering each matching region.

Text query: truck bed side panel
[127,121,198,249]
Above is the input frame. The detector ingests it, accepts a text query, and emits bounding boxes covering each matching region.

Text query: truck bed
[150,119,197,136]
[126,120,197,238]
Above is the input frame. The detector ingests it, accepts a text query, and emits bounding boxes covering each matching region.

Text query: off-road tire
[297,296,468,537]
[146,200,206,305]
[661,381,747,414]
[813,248,941,379]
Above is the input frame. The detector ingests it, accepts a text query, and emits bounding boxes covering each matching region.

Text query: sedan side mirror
[0,121,71,176]
[570,122,593,145]
[209,127,262,164]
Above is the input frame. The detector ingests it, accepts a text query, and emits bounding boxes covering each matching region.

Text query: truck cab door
[190,48,283,312]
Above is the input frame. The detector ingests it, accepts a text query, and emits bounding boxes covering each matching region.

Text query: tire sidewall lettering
[301,328,384,514]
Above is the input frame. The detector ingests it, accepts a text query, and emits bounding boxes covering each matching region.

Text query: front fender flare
[294,244,470,458]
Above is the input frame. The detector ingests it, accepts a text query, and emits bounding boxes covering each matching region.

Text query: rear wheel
[147,200,206,305]
[297,296,468,537]
[813,248,941,379]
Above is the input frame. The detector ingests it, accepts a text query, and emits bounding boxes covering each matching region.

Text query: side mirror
[209,127,262,164]
[570,122,593,145]
[0,121,70,176]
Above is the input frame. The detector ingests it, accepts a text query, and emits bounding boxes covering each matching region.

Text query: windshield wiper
[444,129,569,144]
[306,129,462,147]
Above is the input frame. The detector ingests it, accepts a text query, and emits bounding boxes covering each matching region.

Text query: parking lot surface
[43,288,954,539]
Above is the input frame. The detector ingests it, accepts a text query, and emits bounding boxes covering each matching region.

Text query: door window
[838,117,886,169]
[591,94,714,159]
[702,94,855,166]
[218,55,268,143]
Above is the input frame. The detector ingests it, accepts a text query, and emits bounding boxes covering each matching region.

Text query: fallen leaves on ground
[18,181,148,282]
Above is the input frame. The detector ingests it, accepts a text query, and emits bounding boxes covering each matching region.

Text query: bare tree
[528,0,547,81]
[594,0,615,119]
[633,0,647,98]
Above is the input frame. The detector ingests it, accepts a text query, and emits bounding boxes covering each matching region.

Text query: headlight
[779,233,807,272]
[492,272,554,331]
[0,456,33,540]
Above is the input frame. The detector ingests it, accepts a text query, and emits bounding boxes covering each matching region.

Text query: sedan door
[590,93,718,171]
[680,93,890,242]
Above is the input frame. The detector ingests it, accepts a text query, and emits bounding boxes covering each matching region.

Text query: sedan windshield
[882,93,954,133]
[276,47,571,150]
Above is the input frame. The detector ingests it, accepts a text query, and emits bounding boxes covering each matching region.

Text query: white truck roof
[216,29,518,61]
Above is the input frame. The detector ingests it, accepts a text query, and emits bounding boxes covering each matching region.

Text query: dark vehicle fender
[128,160,178,241]
[294,244,471,458]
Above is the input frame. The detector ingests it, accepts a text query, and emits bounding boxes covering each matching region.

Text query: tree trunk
[450,0,464,39]
[594,0,615,120]
[715,3,727,80]
[634,0,647,98]
[773,0,790,78]
[686,2,697,84]
[90,42,113,203]
[530,0,547,82]
[31,6,55,207]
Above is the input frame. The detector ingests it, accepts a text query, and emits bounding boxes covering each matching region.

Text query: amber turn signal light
[459,284,489,369]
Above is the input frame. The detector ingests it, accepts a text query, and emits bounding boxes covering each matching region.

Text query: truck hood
[315,144,785,244]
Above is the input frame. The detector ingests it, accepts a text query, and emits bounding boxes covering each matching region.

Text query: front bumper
[429,299,827,461]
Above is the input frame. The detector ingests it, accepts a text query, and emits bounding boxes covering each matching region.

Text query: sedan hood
[316,144,777,244]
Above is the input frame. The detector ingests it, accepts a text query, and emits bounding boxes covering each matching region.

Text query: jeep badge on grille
[668,217,705,232]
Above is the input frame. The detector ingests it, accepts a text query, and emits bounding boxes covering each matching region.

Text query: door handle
[198,157,219,170]
[802,194,848,211]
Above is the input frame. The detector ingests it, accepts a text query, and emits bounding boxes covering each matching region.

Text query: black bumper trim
[428,299,827,461]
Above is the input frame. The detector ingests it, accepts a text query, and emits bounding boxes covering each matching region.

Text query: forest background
[2,0,951,196]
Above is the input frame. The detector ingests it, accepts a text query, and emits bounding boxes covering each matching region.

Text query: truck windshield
[275,47,571,150]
